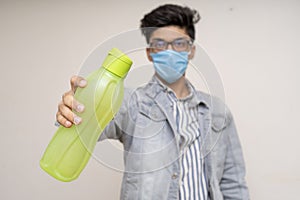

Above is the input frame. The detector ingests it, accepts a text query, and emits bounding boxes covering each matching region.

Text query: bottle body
[40,48,132,182]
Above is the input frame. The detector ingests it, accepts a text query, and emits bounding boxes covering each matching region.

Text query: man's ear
[146,48,153,62]
[188,45,196,60]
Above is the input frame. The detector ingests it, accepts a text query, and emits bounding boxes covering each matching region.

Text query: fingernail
[79,80,87,87]
[76,104,84,112]
[74,116,82,125]
[65,121,72,127]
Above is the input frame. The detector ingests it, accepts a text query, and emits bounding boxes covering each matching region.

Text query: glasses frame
[149,38,193,52]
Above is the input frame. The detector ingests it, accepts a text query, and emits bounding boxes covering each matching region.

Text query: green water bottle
[40,48,132,182]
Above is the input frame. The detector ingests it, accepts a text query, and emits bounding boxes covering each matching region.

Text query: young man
[56,4,249,200]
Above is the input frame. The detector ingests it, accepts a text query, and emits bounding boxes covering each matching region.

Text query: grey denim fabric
[99,77,249,200]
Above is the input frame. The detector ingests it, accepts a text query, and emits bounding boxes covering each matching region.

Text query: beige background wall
[1,0,299,199]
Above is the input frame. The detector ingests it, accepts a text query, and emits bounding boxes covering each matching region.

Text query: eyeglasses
[149,38,193,52]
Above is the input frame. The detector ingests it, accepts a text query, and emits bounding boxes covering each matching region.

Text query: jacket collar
[145,75,210,110]
[144,75,213,157]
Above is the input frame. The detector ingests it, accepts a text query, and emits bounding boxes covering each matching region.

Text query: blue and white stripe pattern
[164,80,208,200]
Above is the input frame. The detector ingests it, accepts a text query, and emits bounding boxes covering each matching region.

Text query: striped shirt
[155,77,208,200]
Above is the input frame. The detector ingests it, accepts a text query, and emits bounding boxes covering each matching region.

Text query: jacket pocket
[139,102,167,122]
[211,114,227,132]
[134,103,167,138]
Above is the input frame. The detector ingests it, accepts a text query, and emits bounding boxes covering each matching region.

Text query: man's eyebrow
[151,38,165,41]
[151,37,187,41]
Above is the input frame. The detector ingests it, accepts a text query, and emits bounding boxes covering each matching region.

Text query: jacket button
[172,173,178,179]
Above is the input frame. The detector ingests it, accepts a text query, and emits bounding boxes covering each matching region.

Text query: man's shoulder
[123,81,160,101]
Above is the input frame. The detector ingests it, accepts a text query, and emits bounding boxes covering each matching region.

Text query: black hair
[140,4,201,44]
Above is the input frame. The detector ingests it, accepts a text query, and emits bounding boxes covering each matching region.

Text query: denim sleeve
[98,88,136,143]
[98,117,122,141]
[220,110,250,199]
[98,100,129,142]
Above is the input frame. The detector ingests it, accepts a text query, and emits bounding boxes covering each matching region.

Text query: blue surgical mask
[150,50,189,84]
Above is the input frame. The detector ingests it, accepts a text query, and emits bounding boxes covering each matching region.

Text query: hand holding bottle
[56,76,87,128]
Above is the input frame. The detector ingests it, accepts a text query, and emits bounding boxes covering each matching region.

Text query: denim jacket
[100,77,249,200]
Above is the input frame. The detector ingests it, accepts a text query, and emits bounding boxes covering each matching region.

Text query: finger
[62,91,85,113]
[59,103,82,125]
[70,75,87,93]
[56,111,72,128]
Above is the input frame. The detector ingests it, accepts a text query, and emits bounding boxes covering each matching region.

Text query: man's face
[146,26,195,61]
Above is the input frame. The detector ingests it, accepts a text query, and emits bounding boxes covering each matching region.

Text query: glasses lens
[150,40,167,51]
[173,39,190,51]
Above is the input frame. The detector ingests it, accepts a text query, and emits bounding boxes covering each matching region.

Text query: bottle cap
[102,48,133,78]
